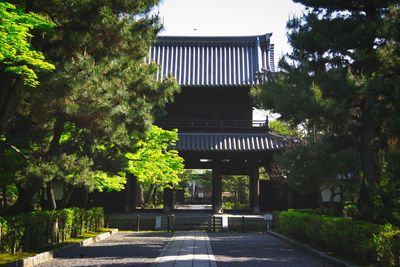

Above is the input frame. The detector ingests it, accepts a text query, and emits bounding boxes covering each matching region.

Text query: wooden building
[85,34,318,214]
[148,34,291,213]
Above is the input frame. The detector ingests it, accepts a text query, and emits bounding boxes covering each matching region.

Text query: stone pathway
[153,231,216,267]
[37,231,173,267]
[37,231,335,267]
[209,232,334,267]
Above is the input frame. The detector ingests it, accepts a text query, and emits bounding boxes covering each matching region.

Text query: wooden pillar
[163,187,173,212]
[124,173,137,212]
[124,173,132,213]
[249,160,260,213]
[212,158,222,213]
[130,174,137,210]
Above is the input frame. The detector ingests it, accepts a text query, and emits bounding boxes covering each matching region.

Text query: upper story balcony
[157,119,269,132]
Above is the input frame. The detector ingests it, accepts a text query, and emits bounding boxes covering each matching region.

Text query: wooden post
[163,187,173,212]
[249,160,260,213]
[130,174,137,210]
[212,158,222,213]
[124,173,132,213]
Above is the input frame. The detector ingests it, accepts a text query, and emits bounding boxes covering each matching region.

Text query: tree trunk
[9,183,39,214]
[358,107,379,216]
[59,185,74,208]
[0,186,6,210]
[152,186,158,205]
[237,182,246,203]
[46,182,57,210]
[81,187,89,208]
[137,184,144,208]
[0,74,19,134]
[48,113,66,155]
[144,184,156,206]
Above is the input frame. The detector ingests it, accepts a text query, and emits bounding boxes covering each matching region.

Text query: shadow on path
[37,232,174,267]
[209,232,334,267]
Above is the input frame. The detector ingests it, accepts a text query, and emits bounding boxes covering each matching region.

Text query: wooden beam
[249,160,260,213]
[124,173,132,213]
[163,187,173,212]
[212,158,222,213]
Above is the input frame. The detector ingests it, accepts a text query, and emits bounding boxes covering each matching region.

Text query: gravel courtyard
[37,231,335,267]
[209,232,334,267]
[37,232,173,267]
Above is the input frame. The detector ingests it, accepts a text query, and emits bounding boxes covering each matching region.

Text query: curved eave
[175,132,294,152]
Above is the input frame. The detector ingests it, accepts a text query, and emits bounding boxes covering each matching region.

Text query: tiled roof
[148,34,275,87]
[175,132,290,152]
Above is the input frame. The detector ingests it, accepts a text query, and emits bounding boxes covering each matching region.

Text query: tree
[0,1,55,135]
[125,126,184,207]
[0,1,55,86]
[252,1,400,221]
[3,0,180,213]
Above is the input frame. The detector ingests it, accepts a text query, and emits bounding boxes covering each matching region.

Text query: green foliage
[252,0,400,222]
[0,147,25,186]
[373,224,400,267]
[180,169,212,191]
[343,201,359,219]
[16,154,124,192]
[275,210,400,266]
[275,136,360,195]
[0,207,104,254]
[126,126,184,188]
[269,120,299,137]
[0,1,55,86]
[0,0,180,212]
[222,202,249,210]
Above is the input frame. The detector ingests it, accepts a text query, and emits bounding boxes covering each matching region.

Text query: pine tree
[4,0,181,213]
[253,1,400,221]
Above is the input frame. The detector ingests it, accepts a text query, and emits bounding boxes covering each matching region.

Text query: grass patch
[0,228,113,264]
[0,252,36,265]
[44,228,112,250]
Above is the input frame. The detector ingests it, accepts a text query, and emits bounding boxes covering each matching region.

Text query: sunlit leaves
[0,1,55,87]
[126,126,184,188]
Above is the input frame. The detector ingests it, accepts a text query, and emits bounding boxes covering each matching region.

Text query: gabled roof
[176,132,290,152]
[148,34,275,87]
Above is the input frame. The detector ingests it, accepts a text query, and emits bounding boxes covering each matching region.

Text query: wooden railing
[157,119,268,130]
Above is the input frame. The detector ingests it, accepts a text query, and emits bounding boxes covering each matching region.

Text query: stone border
[3,229,118,267]
[267,230,353,267]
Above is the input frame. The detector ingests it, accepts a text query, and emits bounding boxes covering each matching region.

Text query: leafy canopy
[126,126,184,188]
[0,1,55,86]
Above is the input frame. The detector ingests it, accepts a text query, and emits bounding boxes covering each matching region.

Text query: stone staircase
[107,213,224,232]
[167,214,223,232]
[107,212,268,232]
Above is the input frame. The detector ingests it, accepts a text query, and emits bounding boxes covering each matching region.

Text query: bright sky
[157,0,306,58]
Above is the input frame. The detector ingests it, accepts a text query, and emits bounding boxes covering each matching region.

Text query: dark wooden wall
[259,180,319,212]
[162,86,252,121]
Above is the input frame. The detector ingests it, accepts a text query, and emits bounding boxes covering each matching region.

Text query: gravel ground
[209,232,334,267]
[37,231,173,267]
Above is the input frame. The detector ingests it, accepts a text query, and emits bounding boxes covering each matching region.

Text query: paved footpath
[38,231,334,267]
[209,232,333,267]
[37,232,173,267]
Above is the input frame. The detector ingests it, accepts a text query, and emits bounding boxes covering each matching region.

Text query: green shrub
[222,201,249,210]
[2,215,26,254]
[0,207,104,254]
[90,207,104,231]
[373,224,400,266]
[275,210,399,266]
[56,208,75,242]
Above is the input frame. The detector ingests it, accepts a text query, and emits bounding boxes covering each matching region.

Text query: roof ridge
[155,33,272,45]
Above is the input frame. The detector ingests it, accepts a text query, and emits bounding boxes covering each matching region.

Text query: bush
[0,207,104,254]
[373,224,400,266]
[275,210,400,266]
[222,201,249,210]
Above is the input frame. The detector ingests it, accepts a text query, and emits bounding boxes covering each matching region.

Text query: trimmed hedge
[0,207,104,254]
[274,210,400,266]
